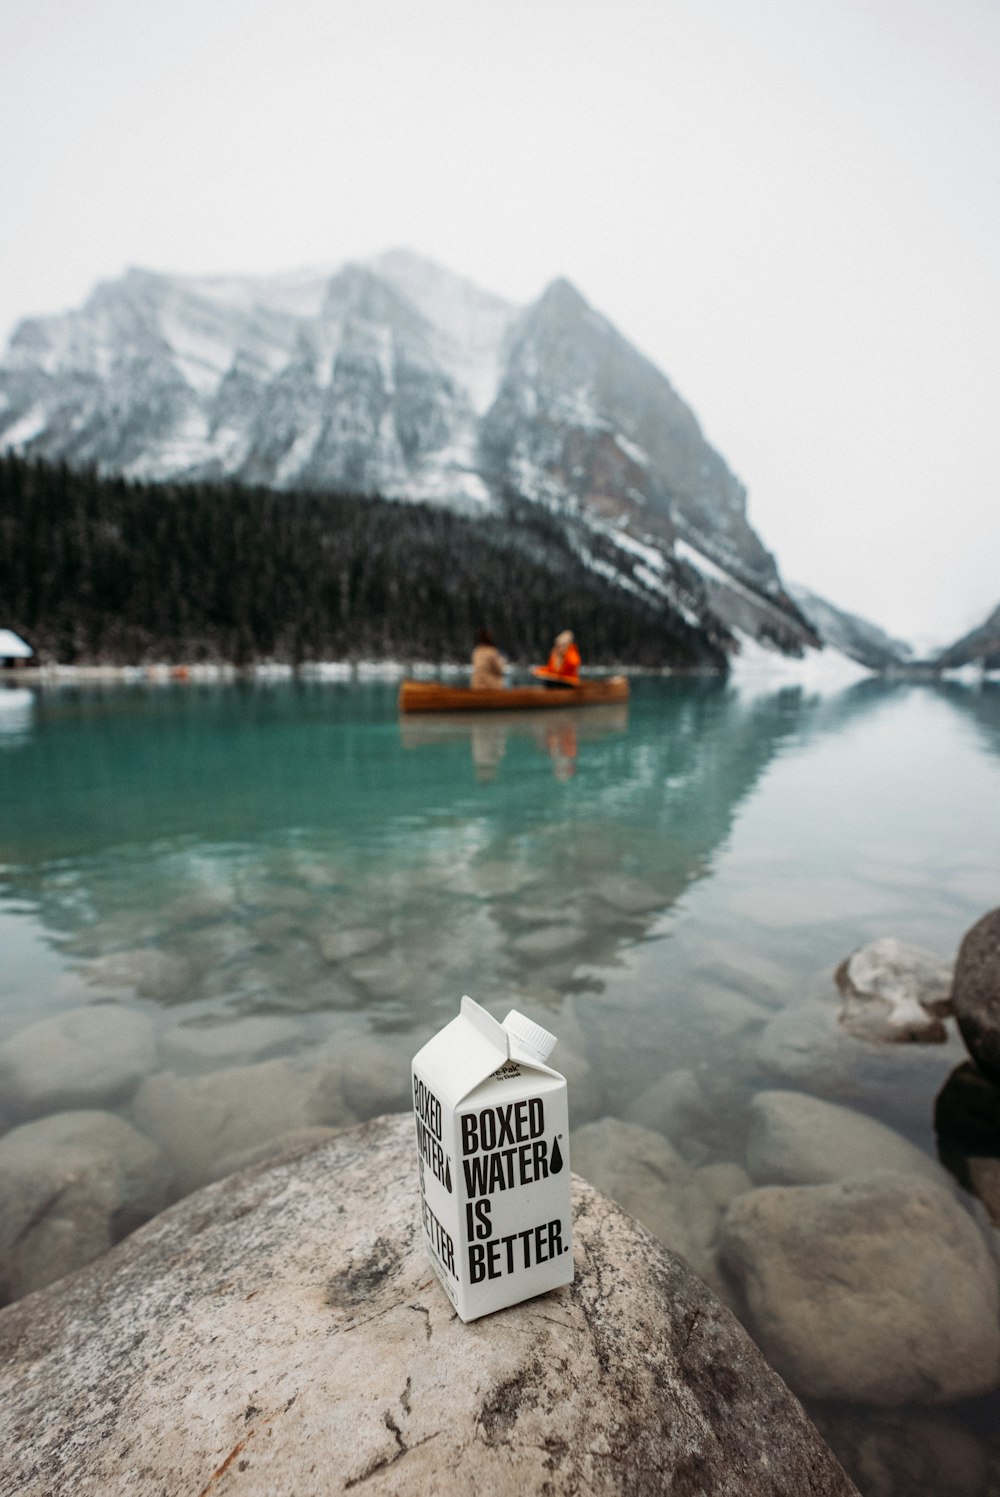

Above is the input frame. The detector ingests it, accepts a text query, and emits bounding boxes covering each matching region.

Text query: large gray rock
[0,1004,157,1120]
[570,1117,721,1291]
[0,1114,857,1496]
[835,938,952,1044]
[721,1171,1000,1405]
[746,1090,947,1187]
[0,1110,171,1304]
[952,907,1000,1083]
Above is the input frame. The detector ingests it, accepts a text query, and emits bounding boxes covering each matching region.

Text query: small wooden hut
[0,630,34,669]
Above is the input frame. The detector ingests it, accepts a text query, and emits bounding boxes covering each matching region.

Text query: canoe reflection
[399,703,629,782]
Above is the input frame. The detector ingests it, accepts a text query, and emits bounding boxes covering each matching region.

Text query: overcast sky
[2,0,997,647]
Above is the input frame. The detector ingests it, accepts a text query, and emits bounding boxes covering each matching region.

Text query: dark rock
[952,909,1000,1082]
[0,1113,857,1496]
[935,1062,1000,1224]
[809,1406,990,1497]
[935,1063,1000,1157]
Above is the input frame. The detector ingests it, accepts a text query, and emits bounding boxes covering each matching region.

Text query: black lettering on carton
[460,1098,545,1157]
[420,1195,456,1280]
[412,1075,442,1139]
[462,1137,552,1198]
[468,1219,566,1282]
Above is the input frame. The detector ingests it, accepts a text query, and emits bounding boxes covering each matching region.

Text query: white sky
[2,0,997,648]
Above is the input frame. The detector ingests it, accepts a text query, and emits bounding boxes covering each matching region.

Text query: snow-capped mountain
[787,583,913,670]
[0,250,819,655]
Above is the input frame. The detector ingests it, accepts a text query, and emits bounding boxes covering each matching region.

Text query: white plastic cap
[502,1009,557,1062]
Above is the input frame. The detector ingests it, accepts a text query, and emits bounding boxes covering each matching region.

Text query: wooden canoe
[398,676,629,713]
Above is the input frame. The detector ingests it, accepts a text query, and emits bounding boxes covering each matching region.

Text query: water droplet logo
[550,1137,564,1174]
[445,1156,453,1193]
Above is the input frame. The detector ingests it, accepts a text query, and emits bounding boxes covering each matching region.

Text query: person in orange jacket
[534,629,581,687]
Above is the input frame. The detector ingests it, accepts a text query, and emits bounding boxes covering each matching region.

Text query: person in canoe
[533,629,581,688]
[471,628,506,690]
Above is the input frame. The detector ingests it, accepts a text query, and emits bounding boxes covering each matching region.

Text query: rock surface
[835,937,953,1043]
[745,1090,947,1187]
[0,1113,856,1496]
[721,1171,1000,1406]
[952,907,1000,1083]
[0,1110,171,1304]
[0,1004,157,1120]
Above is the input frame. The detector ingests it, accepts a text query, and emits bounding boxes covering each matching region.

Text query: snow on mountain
[787,583,913,671]
[935,600,1000,673]
[0,249,825,657]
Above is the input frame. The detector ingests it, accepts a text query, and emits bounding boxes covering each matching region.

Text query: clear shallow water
[2,675,1000,1492]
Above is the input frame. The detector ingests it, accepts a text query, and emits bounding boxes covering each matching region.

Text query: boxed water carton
[411,996,573,1322]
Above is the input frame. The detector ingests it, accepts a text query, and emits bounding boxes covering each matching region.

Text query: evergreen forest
[0,454,727,671]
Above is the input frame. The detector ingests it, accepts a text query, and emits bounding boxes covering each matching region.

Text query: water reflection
[399,703,628,782]
[0,687,35,744]
[3,676,1000,1490]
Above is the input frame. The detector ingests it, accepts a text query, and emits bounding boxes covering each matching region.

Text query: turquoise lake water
[1,674,999,1491]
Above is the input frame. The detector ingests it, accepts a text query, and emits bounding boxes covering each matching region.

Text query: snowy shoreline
[1,650,995,693]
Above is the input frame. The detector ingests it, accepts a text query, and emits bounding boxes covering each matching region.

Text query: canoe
[398,676,629,713]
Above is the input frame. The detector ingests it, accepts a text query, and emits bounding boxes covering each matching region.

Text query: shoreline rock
[721,1170,1000,1406]
[952,908,1000,1083]
[0,1113,857,1496]
[835,938,952,1044]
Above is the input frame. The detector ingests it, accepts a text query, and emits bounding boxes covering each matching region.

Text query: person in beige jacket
[471,628,506,690]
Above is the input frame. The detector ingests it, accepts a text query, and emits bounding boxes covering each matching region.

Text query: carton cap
[503,1009,557,1062]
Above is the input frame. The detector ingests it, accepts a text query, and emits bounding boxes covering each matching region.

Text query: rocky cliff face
[788,583,913,670]
[936,602,1000,672]
[0,250,819,654]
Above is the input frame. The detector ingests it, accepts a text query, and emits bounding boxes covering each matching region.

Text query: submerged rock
[721,1171,1000,1405]
[835,937,953,1043]
[317,925,385,963]
[130,1054,349,1193]
[0,1110,170,1304]
[755,991,963,1112]
[82,947,193,1001]
[952,907,1000,1083]
[510,923,586,959]
[810,1407,990,1497]
[161,1015,300,1068]
[0,1004,157,1120]
[695,1161,754,1211]
[570,1117,722,1291]
[623,1066,709,1139]
[746,1090,947,1188]
[0,1114,857,1496]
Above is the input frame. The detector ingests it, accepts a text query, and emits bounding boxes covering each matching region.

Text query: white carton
[411,995,573,1322]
